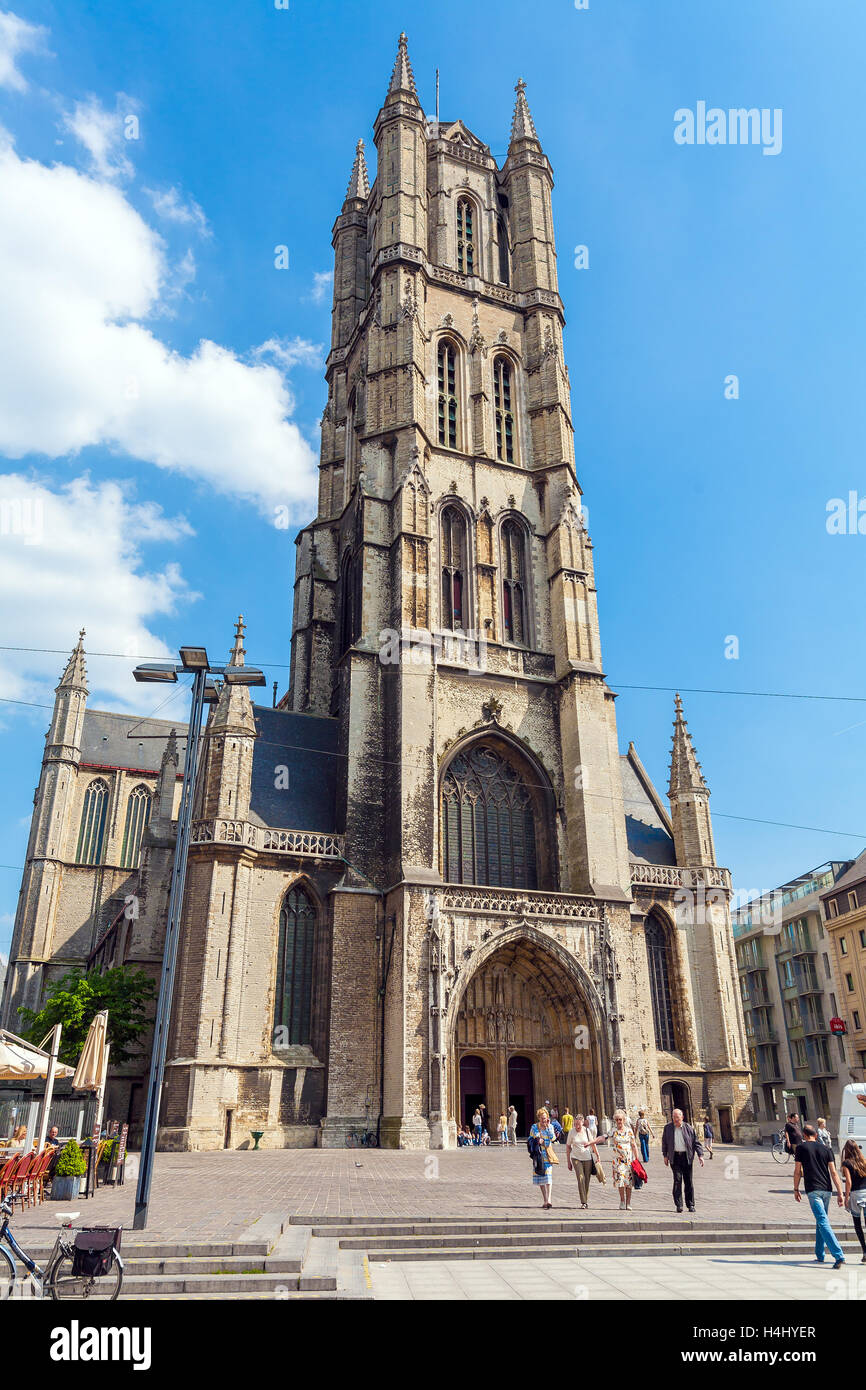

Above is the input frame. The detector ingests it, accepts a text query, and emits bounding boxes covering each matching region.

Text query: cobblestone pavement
[369,1252,866,1301]
[12,1142,853,1243]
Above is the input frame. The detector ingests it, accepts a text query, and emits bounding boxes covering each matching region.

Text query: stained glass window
[441,744,538,889]
[274,887,316,1046]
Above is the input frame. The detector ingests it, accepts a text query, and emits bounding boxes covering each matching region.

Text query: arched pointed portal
[448,935,607,1137]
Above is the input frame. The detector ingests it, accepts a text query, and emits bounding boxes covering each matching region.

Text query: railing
[440,886,601,922]
[630,864,732,891]
[190,820,344,860]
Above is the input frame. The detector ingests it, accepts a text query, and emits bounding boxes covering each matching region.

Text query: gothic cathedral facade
[1,36,754,1149]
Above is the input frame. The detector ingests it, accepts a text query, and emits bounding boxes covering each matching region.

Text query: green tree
[18,967,157,1066]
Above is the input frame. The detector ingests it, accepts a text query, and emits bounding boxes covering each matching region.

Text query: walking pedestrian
[816,1117,833,1150]
[702,1114,714,1158]
[472,1107,483,1145]
[561,1107,574,1139]
[635,1109,655,1164]
[566,1112,601,1209]
[840,1139,866,1263]
[507,1104,518,1145]
[661,1108,704,1213]
[793,1124,845,1268]
[607,1108,641,1212]
[585,1107,598,1141]
[529,1107,558,1210]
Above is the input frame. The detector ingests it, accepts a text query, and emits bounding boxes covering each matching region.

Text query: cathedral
[1,35,754,1149]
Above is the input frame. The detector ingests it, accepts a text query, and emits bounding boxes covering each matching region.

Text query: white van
[837,1084,866,1148]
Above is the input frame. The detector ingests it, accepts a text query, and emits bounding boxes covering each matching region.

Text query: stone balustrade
[190,819,344,860]
[629,863,732,891]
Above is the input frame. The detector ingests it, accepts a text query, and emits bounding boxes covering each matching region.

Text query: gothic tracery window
[120,784,151,869]
[501,519,527,645]
[456,197,476,275]
[76,779,109,866]
[441,744,538,889]
[340,549,360,653]
[437,340,459,449]
[493,355,515,463]
[497,213,510,285]
[440,505,467,630]
[274,886,316,1047]
[645,913,677,1053]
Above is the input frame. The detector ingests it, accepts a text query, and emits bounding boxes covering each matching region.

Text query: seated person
[44,1126,62,1148]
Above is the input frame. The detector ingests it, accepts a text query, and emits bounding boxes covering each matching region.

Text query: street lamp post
[131,644,265,1230]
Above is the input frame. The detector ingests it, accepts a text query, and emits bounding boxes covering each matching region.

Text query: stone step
[309,1219,802,1240]
[21,1239,273,1261]
[117,1272,301,1295]
[332,1226,828,1250]
[365,1237,865,1263]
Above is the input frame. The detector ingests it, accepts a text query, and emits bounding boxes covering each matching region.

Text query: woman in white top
[585,1110,598,1141]
[566,1113,602,1208]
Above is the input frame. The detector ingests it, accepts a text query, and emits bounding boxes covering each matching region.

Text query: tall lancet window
[456,197,476,275]
[441,743,538,889]
[274,886,316,1046]
[645,913,677,1053]
[493,356,515,463]
[437,340,459,449]
[76,779,109,866]
[497,213,510,285]
[441,505,467,630]
[120,785,151,869]
[340,550,359,654]
[501,519,527,645]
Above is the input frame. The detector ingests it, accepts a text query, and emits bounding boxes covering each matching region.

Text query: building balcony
[630,863,732,892]
[439,885,601,923]
[190,819,344,860]
[751,1025,779,1045]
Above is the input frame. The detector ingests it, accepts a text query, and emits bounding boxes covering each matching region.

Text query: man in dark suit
[661,1108,705,1213]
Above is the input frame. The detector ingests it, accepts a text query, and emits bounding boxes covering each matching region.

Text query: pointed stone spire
[210,615,256,737]
[668,693,709,796]
[345,139,370,202]
[509,78,540,149]
[385,31,419,106]
[57,629,88,694]
[155,727,180,827]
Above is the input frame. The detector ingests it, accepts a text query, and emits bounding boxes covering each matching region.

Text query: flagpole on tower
[436,68,439,122]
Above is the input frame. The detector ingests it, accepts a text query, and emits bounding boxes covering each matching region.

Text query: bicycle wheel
[771,1141,788,1164]
[0,1247,15,1301]
[49,1251,123,1301]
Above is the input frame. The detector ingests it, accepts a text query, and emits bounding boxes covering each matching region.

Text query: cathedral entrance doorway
[449,935,604,1140]
[661,1080,693,1125]
[507,1056,534,1138]
[459,1054,487,1129]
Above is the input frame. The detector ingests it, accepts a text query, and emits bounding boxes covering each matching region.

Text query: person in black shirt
[784,1111,804,1153]
[840,1139,866,1262]
[793,1123,845,1268]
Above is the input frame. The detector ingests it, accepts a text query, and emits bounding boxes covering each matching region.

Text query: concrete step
[334,1226,825,1253]
[365,1237,865,1263]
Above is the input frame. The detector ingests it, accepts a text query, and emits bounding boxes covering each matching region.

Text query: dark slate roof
[249,707,339,832]
[81,710,186,774]
[819,847,866,898]
[620,750,676,866]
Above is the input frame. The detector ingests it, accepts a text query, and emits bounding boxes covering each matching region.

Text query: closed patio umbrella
[72,1011,109,1092]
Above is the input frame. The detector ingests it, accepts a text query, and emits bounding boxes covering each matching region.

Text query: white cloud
[253,337,324,371]
[0,10,47,92]
[144,185,210,236]
[0,137,319,514]
[61,93,138,181]
[0,472,196,715]
[308,270,333,304]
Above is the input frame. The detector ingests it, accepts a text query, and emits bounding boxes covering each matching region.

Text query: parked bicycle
[771,1128,792,1164]
[0,1193,124,1300]
[346,1130,378,1148]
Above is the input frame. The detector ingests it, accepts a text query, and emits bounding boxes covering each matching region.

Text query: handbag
[631,1157,648,1187]
[849,1188,866,1217]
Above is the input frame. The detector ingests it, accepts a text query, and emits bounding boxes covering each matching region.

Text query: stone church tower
[2,35,752,1149]
[287,34,752,1147]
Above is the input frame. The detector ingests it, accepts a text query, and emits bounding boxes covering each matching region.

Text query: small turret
[668,694,716,867]
[199,616,257,822]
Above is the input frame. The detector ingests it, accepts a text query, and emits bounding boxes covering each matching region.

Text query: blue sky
[1,0,864,957]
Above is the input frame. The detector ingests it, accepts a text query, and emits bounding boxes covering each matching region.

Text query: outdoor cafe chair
[9,1154,37,1209]
[27,1151,53,1206]
[0,1156,17,1200]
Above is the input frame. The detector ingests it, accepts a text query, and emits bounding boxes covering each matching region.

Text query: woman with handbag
[841,1139,866,1262]
[566,1112,601,1209]
[608,1108,641,1212]
[528,1106,559,1209]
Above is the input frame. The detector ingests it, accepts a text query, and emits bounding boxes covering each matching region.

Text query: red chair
[0,1157,18,1199]
[9,1155,36,1209]
[27,1151,53,1206]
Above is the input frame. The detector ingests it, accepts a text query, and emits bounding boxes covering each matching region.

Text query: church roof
[81,710,186,775]
[248,707,338,832]
[620,746,676,866]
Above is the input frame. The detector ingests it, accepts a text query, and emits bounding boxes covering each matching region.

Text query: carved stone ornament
[441,312,454,329]
[468,295,486,355]
[482,695,503,723]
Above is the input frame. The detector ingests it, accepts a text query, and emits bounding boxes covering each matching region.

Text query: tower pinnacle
[668,693,709,797]
[57,629,88,694]
[509,77,540,148]
[386,31,419,106]
[345,138,370,202]
[229,614,246,668]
